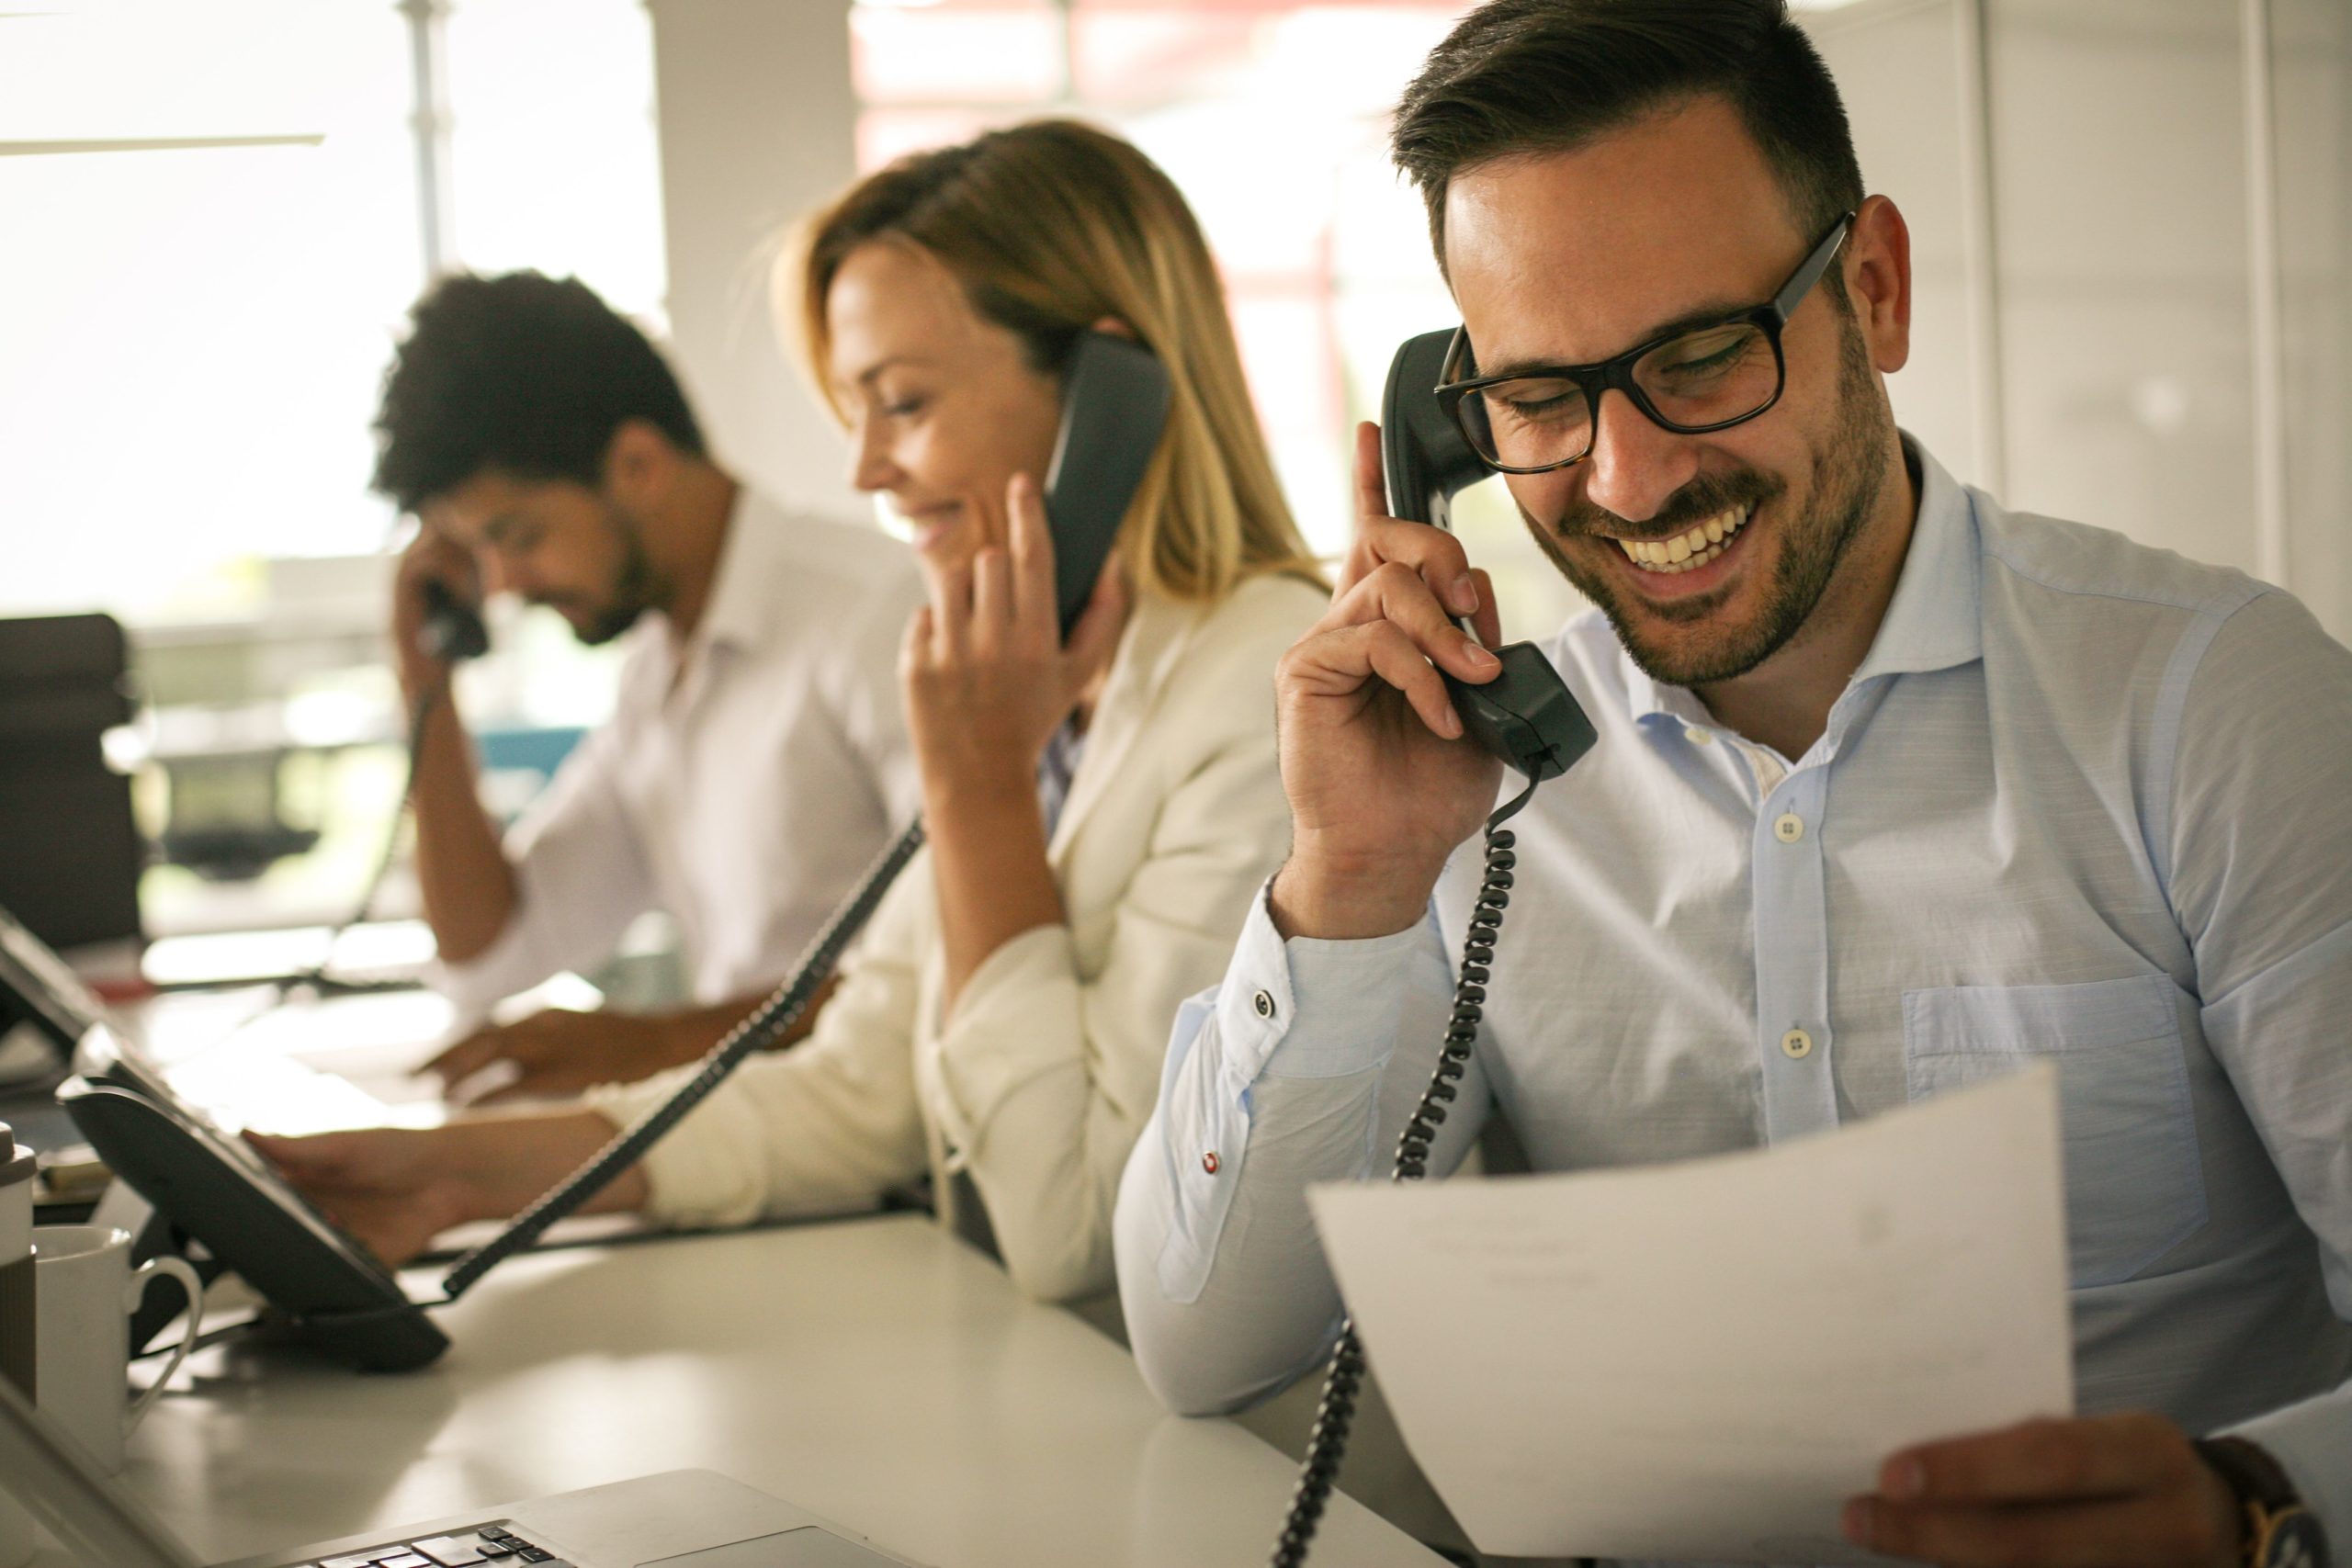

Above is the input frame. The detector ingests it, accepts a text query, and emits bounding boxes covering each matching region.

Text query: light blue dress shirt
[1114,441,2352,1554]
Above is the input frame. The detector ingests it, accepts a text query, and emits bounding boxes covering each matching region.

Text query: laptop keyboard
[300,1522,572,1568]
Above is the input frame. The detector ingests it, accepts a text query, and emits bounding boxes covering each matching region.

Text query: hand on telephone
[391,527,485,693]
[423,1008,688,1106]
[246,1123,496,1269]
[252,1112,644,1269]
[422,1000,783,1107]
[1268,422,1511,942]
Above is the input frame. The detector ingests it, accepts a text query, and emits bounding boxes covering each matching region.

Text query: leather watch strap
[2194,1436,2328,1568]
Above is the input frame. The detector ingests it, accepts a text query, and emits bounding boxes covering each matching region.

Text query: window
[848,0,1587,640]
[0,0,667,624]
[0,2,668,935]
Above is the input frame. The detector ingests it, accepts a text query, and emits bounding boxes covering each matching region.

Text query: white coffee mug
[30,1224,202,1473]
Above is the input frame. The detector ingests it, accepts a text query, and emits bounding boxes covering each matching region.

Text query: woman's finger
[246,1129,356,1184]
[899,604,933,679]
[1004,470,1057,631]
[971,546,1014,652]
[928,558,975,657]
[1061,559,1129,686]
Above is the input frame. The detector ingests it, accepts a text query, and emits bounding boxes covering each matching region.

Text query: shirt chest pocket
[1901,974,2205,1288]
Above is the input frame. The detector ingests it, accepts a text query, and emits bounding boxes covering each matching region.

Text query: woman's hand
[902,471,1129,802]
[416,987,828,1107]
[248,1124,494,1268]
[905,471,1126,1010]
[250,1111,647,1268]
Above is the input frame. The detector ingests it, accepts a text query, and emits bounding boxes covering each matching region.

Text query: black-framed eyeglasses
[1436,212,1854,475]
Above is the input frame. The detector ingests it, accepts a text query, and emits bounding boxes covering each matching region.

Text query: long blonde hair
[790,118,1322,604]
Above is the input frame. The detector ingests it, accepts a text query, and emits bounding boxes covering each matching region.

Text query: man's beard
[576,501,665,646]
[1522,311,1892,689]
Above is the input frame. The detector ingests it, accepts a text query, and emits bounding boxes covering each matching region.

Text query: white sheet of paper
[1308,1063,2074,1563]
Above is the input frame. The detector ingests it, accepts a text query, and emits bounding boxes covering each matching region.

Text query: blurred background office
[0,0,2345,984]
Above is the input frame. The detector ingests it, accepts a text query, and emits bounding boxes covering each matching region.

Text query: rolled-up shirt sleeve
[1115,884,1478,1416]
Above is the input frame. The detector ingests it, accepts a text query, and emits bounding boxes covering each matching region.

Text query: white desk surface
[87,1213,1442,1568]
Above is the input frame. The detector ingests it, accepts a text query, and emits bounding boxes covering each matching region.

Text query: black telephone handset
[1380,328,1595,783]
[1269,332,1603,1568]
[414,578,490,666]
[1046,331,1173,637]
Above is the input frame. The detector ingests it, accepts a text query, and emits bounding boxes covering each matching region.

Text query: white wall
[646,0,865,528]
[1806,0,2351,641]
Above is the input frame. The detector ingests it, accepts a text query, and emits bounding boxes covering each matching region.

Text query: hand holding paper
[1307,1064,2074,1563]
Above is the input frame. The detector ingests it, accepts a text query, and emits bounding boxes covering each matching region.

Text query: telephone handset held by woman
[1046,331,1172,637]
[1380,327,1594,782]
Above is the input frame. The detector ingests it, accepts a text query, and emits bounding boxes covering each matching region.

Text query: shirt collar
[1849,435,1983,683]
[683,486,779,660]
[1618,434,1982,727]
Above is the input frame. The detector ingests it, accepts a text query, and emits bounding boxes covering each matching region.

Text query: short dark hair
[370,270,707,513]
[1392,0,1862,270]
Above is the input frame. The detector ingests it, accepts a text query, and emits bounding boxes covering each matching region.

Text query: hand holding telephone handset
[273,560,492,1004]
[1266,330,1597,1568]
[415,578,491,666]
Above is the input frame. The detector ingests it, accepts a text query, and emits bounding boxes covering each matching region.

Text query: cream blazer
[587,572,1327,1303]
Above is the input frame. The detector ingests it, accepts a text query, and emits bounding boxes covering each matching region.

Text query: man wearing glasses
[1114,2,2351,1565]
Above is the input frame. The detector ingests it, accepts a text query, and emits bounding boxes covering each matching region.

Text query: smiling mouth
[1611,503,1753,574]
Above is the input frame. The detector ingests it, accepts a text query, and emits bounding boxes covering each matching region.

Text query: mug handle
[120,1255,204,1440]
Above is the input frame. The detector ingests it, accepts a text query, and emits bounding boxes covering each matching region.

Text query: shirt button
[1773,813,1804,843]
[1252,988,1276,1020]
[1203,1151,1221,1175]
[1684,727,1713,745]
[1781,1028,1815,1060]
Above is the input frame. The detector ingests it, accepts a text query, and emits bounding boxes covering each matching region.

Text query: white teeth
[1614,504,1751,572]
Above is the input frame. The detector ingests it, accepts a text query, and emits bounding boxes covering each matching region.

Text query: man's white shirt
[436,490,925,1012]
[1114,440,2352,1549]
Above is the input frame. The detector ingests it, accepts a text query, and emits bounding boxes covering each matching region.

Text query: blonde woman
[258,119,1327,1304]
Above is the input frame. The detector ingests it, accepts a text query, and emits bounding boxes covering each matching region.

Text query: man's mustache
[1550,470,1785,542]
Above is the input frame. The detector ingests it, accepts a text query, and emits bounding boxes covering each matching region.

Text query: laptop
[0,1369,923,1567]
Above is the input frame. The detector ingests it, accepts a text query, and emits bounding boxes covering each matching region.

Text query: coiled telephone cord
[1270,777,1536,1568]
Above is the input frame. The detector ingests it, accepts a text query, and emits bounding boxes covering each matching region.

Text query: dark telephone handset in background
[414,578,491,666]
[264,564,489,1004]
[1268,330,1600,1568]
